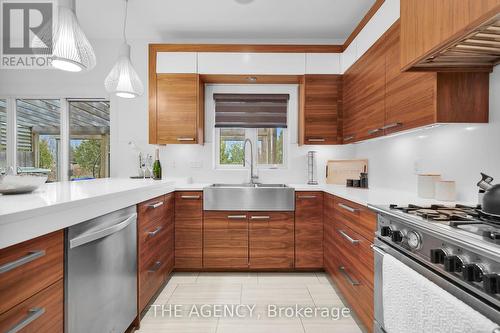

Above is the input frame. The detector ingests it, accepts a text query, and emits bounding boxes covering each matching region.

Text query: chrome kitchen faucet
[243,138,259,185]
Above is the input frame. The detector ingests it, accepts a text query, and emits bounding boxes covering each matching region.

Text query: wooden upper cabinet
[385,21,438,133]
[150,73,204,144]
[353,36,386,142]
[400,0,500,71]
[342,33,386,143]
[344,20,489,142]
[299,75,342,145]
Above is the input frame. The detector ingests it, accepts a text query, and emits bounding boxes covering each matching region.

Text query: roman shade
[214,94,289,128]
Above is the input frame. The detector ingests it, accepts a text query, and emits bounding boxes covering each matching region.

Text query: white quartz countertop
[0,178,177,249]
[0,178,469,249]
[289,183,468,207]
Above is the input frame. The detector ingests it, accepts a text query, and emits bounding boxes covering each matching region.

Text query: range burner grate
[389,204,480,222]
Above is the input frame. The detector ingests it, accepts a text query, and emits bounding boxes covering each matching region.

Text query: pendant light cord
[123,0,128,43]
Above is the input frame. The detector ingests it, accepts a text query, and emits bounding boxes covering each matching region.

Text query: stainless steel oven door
[373,238,500,333]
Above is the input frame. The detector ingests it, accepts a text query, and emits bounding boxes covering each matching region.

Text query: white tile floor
[137,272,364,333]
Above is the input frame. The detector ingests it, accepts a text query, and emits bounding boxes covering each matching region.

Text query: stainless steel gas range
[369,204,500,333]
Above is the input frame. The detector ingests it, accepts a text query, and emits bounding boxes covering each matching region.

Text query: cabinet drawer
[333,197,376,241]
[139,240,169,312]
[333,223,374,289]
[330,255,374,332]
[0,231,63,314]
[0,280,63,333]
[175,192,202,219]
[138,195,167,225]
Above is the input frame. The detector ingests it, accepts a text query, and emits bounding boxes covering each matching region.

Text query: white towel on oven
[382,253,499,333]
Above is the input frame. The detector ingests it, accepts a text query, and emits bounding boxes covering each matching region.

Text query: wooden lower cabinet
[324,194,376,332]
[203,211,249,269]
[137,193,175,313]
[295,192,323,269]
[0,231,63,315]
[202,211,295,270]
[248,212,294,270]
[0,280,63,333]
[0,232,64,333]
[175,192,203,269]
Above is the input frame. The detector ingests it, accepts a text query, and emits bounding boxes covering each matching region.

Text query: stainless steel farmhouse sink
[203,184,295,211]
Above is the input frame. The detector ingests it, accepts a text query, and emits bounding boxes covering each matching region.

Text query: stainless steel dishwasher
[65,206,137,333]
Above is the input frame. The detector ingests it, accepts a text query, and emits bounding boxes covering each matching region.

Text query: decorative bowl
[0,175,48,194]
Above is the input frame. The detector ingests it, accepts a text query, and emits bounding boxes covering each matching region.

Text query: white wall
[351,66,500,203]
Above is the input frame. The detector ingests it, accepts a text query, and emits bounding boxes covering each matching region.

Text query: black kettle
[477,173,500,216]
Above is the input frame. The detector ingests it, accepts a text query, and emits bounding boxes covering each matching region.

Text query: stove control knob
[483,274,500,294]
[380,226,392,237]
[462,264,484,282]
[443,256,464,273]
[391,230,403,243]
[430,249,446,264]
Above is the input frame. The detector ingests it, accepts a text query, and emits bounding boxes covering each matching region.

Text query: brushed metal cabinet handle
[297,195,317,199]
[181,195,200,199]
[148,226,163,237]
[148,201,164,209]
[338,229,360,244]
[177,137,195,141]
[367,128,382,135]
[6,307,45,333]
[250,216,270,220]
[339,266,360,286]
[381,122,403,130]
[148,261,162,273]
[337,203,358,213]
[227,215,247,220]
[343,135,355,142]
[0,250,46,274]
[307,138,326,142]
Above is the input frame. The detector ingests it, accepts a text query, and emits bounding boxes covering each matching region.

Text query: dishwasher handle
[69,213,137,249]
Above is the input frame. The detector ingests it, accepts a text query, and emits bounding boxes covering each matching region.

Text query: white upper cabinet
[197,52,306,75]
[156,52,197,73]
[305,53,341,74]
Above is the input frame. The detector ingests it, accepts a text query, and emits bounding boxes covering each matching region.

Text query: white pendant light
[104,0,143,99]
[52,0,96,72]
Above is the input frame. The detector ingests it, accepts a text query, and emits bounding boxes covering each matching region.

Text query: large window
[216,128,286,168]
[69,101,110,180]
[16,99,61,182]
[0,98,109,181]
[0,100,6,172]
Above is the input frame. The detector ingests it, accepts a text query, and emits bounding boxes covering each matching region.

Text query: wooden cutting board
[326,159,368,185]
